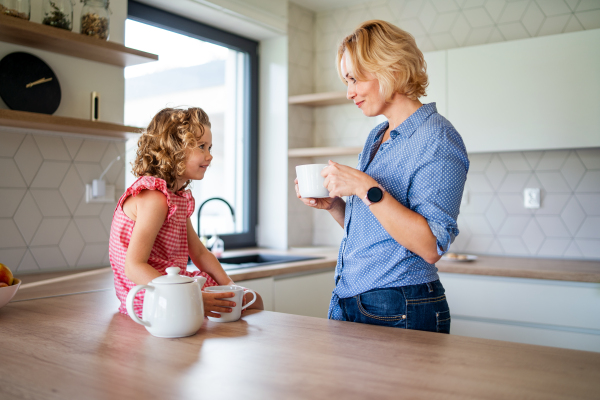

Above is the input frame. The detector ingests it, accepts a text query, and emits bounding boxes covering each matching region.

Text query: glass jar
[42,0,73,31]
[80,0,109,40]
[0,0,30,20]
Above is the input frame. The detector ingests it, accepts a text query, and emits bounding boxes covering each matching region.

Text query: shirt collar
[374,102,438,142]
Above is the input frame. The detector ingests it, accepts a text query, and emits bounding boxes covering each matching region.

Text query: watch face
[367,187,383,203]
[0,52,61,114]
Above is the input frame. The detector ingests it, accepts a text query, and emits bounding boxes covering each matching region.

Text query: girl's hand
[202,291,236,318]
[322,160,377,198]
[294,178,340,210]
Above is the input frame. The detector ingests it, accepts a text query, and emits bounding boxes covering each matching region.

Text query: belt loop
[426,282,433,293]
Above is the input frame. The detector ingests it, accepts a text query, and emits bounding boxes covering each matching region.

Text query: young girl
[109,107,263,319]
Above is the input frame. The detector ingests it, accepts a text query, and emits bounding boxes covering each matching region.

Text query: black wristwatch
[363,184,385,206]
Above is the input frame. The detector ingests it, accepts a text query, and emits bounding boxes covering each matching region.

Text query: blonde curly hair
[132,107,211,192]
[337,20,428,102]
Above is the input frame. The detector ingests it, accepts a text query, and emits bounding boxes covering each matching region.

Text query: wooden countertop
[12,249,599,303]
[1,289,599,399]
[437,255,600,283]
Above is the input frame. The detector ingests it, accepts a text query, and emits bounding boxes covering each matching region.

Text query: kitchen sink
[216,253,323,271]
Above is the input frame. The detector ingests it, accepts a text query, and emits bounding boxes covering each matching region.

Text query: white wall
[257,36,289,249]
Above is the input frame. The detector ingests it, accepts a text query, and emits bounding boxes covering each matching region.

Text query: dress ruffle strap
[119,176,178,223]
[180,191,195,219]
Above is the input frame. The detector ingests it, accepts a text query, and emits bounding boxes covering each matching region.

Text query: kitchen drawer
[439,272,600,331]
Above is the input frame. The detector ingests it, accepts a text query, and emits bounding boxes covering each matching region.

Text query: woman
[295,20,469,333]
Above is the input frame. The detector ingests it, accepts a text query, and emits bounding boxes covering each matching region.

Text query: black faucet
[196,197,235,243]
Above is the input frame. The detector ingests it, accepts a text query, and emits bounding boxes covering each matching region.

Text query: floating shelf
[288,146,362,158]
[288,92,348,107]
[0,15,158,67]
[0,109,142,139]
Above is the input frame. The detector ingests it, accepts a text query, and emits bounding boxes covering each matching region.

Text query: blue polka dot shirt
[328,102,470,320]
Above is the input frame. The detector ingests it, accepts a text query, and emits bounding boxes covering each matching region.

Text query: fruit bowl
[0,278,21,309]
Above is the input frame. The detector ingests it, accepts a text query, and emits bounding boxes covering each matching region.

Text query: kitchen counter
[12,249,600,302]
[1,288,599,400]
[436,255,600,283]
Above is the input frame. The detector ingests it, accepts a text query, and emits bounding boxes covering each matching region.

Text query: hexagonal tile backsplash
[453,149,600,259]
[0,128,125,273]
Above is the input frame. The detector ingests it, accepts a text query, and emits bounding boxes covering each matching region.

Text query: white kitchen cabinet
[447,28,600,153]
[423,50,447,117]
[273,269,335,318]
[439,272,600,352]
[236,276,275,312]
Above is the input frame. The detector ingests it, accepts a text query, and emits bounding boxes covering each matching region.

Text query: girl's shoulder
[118,176,172,220]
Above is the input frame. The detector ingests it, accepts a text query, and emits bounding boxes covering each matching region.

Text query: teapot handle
[126,284,154,327]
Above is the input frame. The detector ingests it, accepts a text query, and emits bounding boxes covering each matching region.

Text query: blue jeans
[338,280,451,334]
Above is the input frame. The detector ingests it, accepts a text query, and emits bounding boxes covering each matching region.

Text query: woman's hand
[294,177,340,210]
[202,291,236,318]
[322,160,378,199]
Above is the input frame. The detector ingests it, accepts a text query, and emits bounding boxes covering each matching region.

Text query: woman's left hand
[322,160,377,198]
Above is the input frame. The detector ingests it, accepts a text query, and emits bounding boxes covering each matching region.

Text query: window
[125,1,258,248]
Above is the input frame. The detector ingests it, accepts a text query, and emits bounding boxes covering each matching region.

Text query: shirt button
[402,315,406,319]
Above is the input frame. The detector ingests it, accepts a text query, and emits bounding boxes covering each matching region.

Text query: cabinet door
[237,277,274,311]
[423,50,447,117]
[439,272,600,352]
[273,269,335,318]
[447,29,600,153]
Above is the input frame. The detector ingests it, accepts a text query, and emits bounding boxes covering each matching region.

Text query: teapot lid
[151,267,194,285]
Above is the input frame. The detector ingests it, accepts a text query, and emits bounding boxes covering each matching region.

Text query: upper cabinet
[287,29,599,155]
[423,50,447,117]
[447,29,600,153]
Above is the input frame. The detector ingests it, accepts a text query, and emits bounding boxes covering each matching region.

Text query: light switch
[524,188,541,209]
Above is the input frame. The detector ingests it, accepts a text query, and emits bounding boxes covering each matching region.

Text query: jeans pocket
[355,288,406,327]
[406,293,450,333]
[436,309,451,334]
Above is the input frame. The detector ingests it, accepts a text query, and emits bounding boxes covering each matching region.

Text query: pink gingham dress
[109,176,217,318]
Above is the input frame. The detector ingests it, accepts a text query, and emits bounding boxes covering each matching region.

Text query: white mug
[296,164,329,198]
[204,285,257,323]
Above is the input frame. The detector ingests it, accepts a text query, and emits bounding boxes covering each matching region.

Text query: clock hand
[25,77,53,88]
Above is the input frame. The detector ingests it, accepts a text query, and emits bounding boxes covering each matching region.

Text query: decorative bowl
[0,278,21,309]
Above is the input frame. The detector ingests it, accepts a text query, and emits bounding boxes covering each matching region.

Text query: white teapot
[126,267,207,338]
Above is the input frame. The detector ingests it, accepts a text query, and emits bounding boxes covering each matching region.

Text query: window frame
[127,0,259,249]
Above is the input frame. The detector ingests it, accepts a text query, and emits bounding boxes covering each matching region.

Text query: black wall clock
[0,52,62,115]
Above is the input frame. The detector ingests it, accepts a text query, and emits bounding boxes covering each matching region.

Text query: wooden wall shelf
[0,15,158,67]
[288,146,362,158]
[288,92,348,107]
[0,109,142,139]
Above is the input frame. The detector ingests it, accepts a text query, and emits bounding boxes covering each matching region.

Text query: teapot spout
[195,275,207,289]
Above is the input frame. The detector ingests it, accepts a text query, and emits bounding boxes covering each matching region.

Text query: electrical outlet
[86,184,115,203]
[524,188,541,209]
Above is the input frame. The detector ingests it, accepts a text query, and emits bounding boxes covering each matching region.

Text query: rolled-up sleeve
[408,127,469,256]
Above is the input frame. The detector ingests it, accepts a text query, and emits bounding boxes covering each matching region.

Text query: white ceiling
[289,0,372,12]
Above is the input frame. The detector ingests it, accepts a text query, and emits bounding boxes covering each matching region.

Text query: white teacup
[204,285,257,323]
[296,164,329,198]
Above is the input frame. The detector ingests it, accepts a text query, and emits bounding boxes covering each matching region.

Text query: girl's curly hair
[132,107,211,192]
